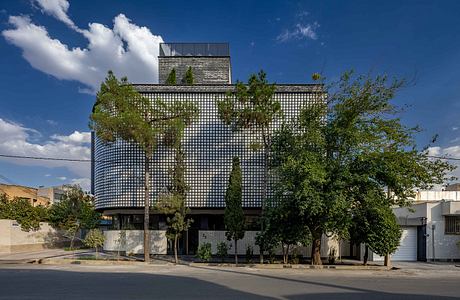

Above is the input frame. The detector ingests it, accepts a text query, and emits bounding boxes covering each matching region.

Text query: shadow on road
[190,265,459,299]
[0,268,271,300]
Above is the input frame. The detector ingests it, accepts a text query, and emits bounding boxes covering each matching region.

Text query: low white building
[371,189,460,262]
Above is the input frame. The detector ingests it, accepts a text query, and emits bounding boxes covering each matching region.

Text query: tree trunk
[70,226,79,250]
[363,245,369,265]
[384,254,391,269]
[144,154,150,263]
[283,244,290,264]
[95,247,98,260]
[260,134,269,264]
[311,231,322,265]
[235,239,238,265]
[174,234,178,264]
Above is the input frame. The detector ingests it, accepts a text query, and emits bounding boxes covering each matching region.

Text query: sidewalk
[0,249,91,264]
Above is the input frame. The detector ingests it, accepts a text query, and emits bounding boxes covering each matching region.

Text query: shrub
[216,242,229,262]
[84,229,105,259]
[290,247,300,264]
[246,244,253,263]
[197,242,212,262]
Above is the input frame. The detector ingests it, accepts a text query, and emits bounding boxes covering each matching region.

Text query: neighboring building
[92,42,323,253]
[37,185,67,204]
[370,189,460,262]
[0,184,50,207]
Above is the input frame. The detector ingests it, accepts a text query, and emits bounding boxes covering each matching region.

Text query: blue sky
[0,0,460,190]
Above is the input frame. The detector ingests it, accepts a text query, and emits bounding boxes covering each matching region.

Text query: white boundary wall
[0,219,66,253]
[199,230,342,257]
[104,230,167,255]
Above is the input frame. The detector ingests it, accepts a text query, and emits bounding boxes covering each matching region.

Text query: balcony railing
[159,43,229,57]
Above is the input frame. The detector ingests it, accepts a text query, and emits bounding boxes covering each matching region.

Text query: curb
[189,262,387,270]
[38,257,172,266]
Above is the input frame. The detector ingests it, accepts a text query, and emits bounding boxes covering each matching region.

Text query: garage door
[373,227,417,261]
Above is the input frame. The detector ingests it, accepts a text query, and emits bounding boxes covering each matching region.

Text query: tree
[224,156,245,265]
[48,185,100,249]
[166,68,176,85]
[217,70,281,263]
[90,71,198,262]
[0,194,49,231]
[270,71,453,265]
[183,66,194,85]
[83,228,105,259]
[156,144,193,264]
[257,199,311,264]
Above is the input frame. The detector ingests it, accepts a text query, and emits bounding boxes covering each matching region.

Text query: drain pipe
[431,224,436,262]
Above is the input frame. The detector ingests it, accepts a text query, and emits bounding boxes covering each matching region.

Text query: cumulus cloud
[427,145,460,180]
[33,0,79,31]
[277,22,319,42]
[0,118,90,178]
[51,131,90,144]
[2,0,164,93]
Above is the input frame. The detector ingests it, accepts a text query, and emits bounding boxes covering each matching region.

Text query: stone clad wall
[159,57,231,84]
[103,230,167,255]
[198,230,344,257]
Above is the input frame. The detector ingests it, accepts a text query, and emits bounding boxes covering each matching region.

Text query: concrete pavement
[0,263,459,299]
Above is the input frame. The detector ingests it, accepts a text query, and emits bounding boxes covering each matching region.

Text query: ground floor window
[445,216,460,234]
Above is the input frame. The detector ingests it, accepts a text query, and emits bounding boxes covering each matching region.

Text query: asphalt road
[0,264,459,299]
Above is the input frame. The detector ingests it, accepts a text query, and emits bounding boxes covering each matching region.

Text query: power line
[1,152,460,162]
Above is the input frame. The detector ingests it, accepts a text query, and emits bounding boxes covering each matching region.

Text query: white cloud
[2,0,164,93]
[33,0,79,31]
[51,131,90,144]
[71,177,91,191]
[57,176,67,180]
[277,22,319,42]
[0,118,90,178]
[452,127,458,131]
[427,145,460,180]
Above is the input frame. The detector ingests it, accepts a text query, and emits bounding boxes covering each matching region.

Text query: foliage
[166,68,176,85]
[217,70,280,262]
[257,199,311,264]
[48,185,100,249]
[197,242,212,262]
[90,71,198,262]
[83,229,105,258]
[224,156,245,264]
[183,66,194,85]
[156,142,193,264]
[365,203,402,257]
[246,244,254,263]
[270,71,454,265]
[0,194,49,231]
[216,242,229,262]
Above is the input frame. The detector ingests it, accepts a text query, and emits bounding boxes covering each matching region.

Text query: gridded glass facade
[93,85,322,210]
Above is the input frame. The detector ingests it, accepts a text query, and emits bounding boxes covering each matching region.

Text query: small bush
[246,244,253,263]
[84,229,105,259]
[216,242,229,262]
[290,247,300,264]
[197,242,212,262]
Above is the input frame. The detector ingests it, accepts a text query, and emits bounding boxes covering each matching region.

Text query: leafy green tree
[156,144,193,264]
[183,66,194,85]
[258,199,311,264]
[217,70,281,263]
[90,71,198,262]
[83,228,105,259]
[224,156,245,265]
[166,68,176,85]
[271,71,453,265]
[48,186,100,249]
[0,194,49,231]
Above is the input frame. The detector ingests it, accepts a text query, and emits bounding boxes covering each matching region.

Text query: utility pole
[431,224,436,262]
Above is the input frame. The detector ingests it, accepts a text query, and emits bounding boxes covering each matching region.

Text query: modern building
[92,42,323,253]
[369,188,460,262]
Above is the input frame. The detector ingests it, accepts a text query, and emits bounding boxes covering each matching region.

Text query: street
[0,263,459,299]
